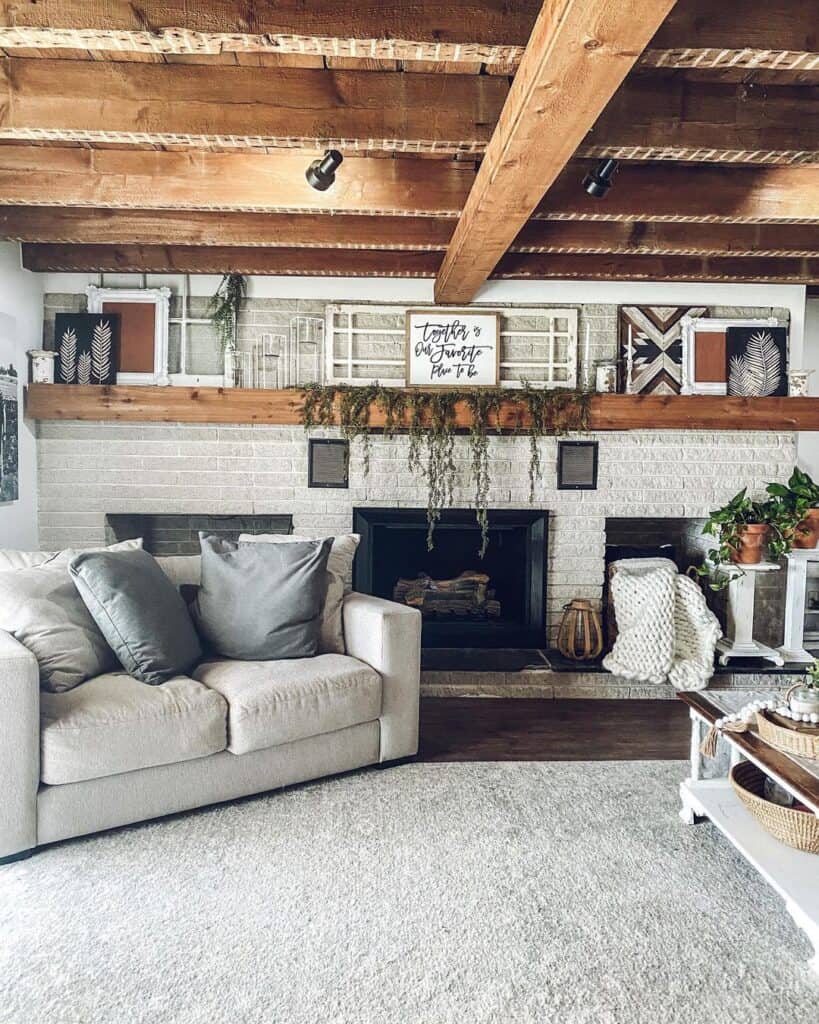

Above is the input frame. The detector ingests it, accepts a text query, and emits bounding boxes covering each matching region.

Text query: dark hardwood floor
[417,698,689,761]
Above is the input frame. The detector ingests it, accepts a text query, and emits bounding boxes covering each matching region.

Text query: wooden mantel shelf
[24,384,819,431]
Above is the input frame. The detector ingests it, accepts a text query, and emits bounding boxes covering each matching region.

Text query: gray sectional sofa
[0,555,422,862]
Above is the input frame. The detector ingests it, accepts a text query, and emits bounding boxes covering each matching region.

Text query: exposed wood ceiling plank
[512,220,819,257]
[0,206,456,249]
[4,204,818,258]
[582,78,819,165]
[536,162,819,224]
[494,252,819,283]
[0,2,535,66]
[20,243,444,277]
[21,243,819,284]
[0,57,507,154]
[644,0,819,74]
[2,146,818,226]
[434,0,679,304]
[0,146,475,216]
[2,1,815,78]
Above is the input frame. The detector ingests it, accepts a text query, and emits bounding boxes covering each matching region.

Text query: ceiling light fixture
[306,149,343,192]
[582,158,619,199]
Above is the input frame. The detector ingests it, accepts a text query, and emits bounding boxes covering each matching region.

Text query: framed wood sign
[405,309,500,387]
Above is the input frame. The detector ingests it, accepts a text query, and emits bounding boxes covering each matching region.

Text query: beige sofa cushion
[193,654,381,755]
[40,673,228,785]
[0,538,143,571]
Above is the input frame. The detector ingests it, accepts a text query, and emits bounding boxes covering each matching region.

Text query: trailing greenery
[208,273,247,351]
[301,383,591,556]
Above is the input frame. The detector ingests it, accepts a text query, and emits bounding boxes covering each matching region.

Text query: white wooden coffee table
[679,690,819,976]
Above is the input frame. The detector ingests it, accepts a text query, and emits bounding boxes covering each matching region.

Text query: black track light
[306,149,343,192]
[582,158,619,199]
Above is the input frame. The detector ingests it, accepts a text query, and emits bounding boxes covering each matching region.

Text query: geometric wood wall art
[618,306,706,395]
[726,326,788,397]
[54,313,120,385]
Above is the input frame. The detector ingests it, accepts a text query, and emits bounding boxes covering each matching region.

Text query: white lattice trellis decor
[324,305,578,388]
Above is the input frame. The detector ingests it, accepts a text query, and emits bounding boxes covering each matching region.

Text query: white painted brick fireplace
[34,278,809,696]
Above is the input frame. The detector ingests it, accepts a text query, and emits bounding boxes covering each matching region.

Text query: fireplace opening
[353,507,547,648]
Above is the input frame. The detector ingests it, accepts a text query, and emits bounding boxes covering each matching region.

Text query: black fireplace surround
[353,507,547,648]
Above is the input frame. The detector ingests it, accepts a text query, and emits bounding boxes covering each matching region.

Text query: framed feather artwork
[618,306,706,394]
[726,325,788,397]
[54,313,120,386]
[680,315,783,395]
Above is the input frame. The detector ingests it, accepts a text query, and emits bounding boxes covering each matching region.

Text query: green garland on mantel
[301,383,591,556]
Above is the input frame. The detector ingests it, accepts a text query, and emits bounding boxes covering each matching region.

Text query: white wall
[0,243,43,548]
[798,297,819,479]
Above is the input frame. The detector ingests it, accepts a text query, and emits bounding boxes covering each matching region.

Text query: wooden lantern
[557,600,604,661]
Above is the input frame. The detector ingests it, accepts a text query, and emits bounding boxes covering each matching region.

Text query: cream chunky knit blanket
[602,558,722,691]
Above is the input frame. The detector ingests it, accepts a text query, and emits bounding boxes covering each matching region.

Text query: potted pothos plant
[767,467,819,550]
[698,488,797,589]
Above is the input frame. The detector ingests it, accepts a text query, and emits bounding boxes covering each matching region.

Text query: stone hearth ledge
[420,670,803,699]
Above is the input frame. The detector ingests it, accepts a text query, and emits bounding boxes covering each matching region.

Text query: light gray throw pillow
[192,535,332,661]
[70,549,202,686]
[0,564,118,692]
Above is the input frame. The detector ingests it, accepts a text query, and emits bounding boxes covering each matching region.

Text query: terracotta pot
[729,523,770,564]
[792,507,819,549]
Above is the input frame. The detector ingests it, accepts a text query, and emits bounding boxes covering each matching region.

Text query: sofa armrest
[343,593,421,762]
[0,629,40,859]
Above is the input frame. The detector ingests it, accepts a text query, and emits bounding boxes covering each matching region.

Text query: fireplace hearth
[353,508,547,648]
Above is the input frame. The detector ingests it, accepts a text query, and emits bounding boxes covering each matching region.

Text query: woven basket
[755,710,819,761]
[730,762,819,854]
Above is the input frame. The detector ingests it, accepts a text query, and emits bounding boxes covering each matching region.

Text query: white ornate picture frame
[85,285,171,385]
[680,315,780,395]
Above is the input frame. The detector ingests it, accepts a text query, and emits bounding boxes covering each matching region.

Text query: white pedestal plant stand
[716,562,784,667]
[779,549,819,664]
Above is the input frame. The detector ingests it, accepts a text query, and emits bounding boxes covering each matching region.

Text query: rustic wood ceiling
[0,1,816,296]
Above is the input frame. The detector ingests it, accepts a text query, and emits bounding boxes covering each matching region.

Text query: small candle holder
[594,358,618,394]
[788,369,813,397]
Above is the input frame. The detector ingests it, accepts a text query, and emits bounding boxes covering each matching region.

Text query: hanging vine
[301,383,591,556]
[208,273,247,351]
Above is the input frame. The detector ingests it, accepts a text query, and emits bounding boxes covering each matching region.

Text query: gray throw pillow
[192,535,332,660]
[0,564,118,692]
[70,549,202,686]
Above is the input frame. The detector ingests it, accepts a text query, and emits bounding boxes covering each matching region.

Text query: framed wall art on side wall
[0,328,18,504]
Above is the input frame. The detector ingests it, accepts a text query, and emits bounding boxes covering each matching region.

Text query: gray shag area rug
[1,761,818,1024]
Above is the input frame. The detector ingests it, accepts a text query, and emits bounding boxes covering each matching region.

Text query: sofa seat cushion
[40,673,228,785]
[193,654,382,755]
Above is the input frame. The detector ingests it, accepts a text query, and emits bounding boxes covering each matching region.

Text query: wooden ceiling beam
[536,162,819,224]
[434,0,679,304]
[20,243,444,276]
[582,78,819,165]
[0,57,507,154]
[0,146,475,216]
[21,243,819,284]
[0,206,455,249]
